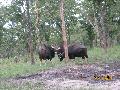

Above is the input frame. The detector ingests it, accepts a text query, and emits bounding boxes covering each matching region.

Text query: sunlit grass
[0,56,66,90]
[0,46,120,90]
[75,45,120,65]
[0,46,120,78]
[0,80,44,90]
[0,56,66,78]
[88,45,120,63]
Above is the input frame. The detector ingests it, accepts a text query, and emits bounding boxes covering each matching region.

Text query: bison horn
[51,45,54,48]
[56,47,61,50]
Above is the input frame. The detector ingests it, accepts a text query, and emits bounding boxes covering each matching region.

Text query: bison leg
[39,58,43,66]
[85,57,88,64]
[49,58,52,61]
[44,60,47,66]
[49,55,52,61]
[85,55,88,64]
[39,56,43,66]
[39,54,42,64]
[49,57,52,61]
[82,56,88,65]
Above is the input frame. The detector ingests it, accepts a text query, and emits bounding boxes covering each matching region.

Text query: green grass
[0,56,66,90]
[88,45,120,63]
[0,45,120,90]
[74,45,120,65]
[0,56,66,78]
[0,45,120,78]
[0,80,44,90]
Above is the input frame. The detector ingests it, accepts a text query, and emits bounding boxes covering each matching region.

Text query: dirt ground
[9,61,120,90]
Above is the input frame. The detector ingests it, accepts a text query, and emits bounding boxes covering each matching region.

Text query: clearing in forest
[2,61,120,90]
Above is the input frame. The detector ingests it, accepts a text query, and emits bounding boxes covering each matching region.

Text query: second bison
[56,43,88,62]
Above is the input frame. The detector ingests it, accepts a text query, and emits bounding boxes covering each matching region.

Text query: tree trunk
[99,4,109,52]
[26,0,35,64]
[60,0,69,62]
[35,0,40,44]
[88,1,110,52]
[67,26,71,44]
[94,14,108,52]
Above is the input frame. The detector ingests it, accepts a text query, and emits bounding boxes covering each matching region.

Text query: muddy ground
[8,61,120,90]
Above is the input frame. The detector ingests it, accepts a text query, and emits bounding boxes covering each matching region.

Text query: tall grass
[88,45,120,63]
[0,46,120,90]
[0,56,66,78]
[0,46,120,78]
[74,46,120,65]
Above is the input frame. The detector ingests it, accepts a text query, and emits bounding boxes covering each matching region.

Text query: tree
[77,0,119,51]
[60,0,69,61]
[34,0,41,48]
[26,0,35,64]
[0,0,120,60]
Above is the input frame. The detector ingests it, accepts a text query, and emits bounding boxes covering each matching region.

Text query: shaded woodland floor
[1,61,119,90]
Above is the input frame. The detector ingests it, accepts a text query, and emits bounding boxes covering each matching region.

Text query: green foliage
[0,0,120,89]
[0,0,120,58]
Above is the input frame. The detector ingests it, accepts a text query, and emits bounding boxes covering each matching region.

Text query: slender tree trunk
[99,4,109,52]
[67,26,71,44]
[35,0,40,48]
[60,0,69,62]
[26,0,35,64]
[94,14,108,52]
[88,1,110,52]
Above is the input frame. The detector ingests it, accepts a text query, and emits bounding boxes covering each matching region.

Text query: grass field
[0,45,120,90]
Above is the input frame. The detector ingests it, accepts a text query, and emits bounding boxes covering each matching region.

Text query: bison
[56,43,88,63]
[38,44,55,63]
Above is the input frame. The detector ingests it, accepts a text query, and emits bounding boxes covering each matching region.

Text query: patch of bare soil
[10,61,120,90]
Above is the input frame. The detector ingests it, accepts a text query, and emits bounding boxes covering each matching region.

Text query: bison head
[56,47,64,61]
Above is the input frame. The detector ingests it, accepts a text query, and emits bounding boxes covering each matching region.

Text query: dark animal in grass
[56,43,88,63]
[38,44,55,63]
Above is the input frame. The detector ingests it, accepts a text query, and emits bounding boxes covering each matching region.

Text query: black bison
[56,43,88,62]
[38,44,55,63]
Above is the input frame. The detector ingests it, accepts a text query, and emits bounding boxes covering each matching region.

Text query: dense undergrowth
[0,46,120,90]
[0,45,120,78]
